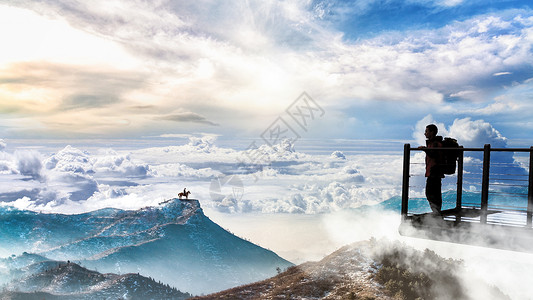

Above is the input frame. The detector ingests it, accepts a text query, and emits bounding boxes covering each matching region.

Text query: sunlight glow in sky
[0,0,532,141]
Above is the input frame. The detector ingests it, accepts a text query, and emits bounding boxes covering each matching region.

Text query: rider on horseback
[178,188,191,200]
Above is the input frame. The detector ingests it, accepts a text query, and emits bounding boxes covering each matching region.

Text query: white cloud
[44,145,93,174]
[92,149,150,177]
[0,144,17,175]
[0,4,139,67]
[448,117,507,148]
[330,150,346,160]
[493,71,512,76]
[150,163,220,178]
[0,136,405,215]
[2,2,533,138]
[15,150,43,179]
[0,159,17,175]
[414,115,507,148]
[0,117,518,215]
[133,136,241,165]
[0,144,167,208]
[414,115,449,145]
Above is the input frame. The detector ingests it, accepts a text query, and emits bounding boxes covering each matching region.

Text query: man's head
[425,124,438,139]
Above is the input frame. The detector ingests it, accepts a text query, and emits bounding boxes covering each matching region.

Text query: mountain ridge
[192,239,510,300]
[2,260,192,300]
[0,198,293,295]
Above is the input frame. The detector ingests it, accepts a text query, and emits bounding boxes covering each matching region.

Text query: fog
[207,207,533,300]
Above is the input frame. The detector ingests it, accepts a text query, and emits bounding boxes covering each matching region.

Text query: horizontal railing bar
[488,205,527,210]
[486,178,529,182]
[490,172,528,175]
[489,191,528,196]
[489,183,529,187]
[458,172,527,177]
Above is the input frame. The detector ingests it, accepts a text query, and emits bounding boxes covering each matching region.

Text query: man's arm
[420,142,440,158]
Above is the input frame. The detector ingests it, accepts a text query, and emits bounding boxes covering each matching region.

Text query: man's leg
[426,177,442,214]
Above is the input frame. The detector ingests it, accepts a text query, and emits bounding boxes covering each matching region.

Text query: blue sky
[0,0,532,142]
[323,0,531,38]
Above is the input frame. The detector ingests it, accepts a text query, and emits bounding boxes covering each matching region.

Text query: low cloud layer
[0,116,526,215]
[0,135,399,214]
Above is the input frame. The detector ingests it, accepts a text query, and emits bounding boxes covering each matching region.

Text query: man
[419,124,444,215]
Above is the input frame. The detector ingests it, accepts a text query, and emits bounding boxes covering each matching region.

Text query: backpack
[440,137,459,174]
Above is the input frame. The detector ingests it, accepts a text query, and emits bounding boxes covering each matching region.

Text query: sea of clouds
[0,115,527,216]
[0,134,396,214]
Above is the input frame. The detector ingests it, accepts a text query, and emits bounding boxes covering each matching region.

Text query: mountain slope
[0,198,293,295]
[1,261,191,300]
[192,239,510,300]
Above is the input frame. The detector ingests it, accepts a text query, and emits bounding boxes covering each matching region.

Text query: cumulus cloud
[448,117,507,148]
[92,149,150,177]
[330,150,346,160]
[213,169,392,214]
[0,144,170,208]
[253,139,308,162]
[44,145,93,174]
[414,115,507,148]
[0,158,17,175]
[0,117,517,215]
[0,135,405,214]
[0,140,17,175]
[414,115,449,145]
[133,135,239,164]
[150,163,220,178]
[43,146,152,178]
[15,150,43,179]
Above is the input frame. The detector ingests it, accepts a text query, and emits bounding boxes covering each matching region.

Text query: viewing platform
[399,144,533,252]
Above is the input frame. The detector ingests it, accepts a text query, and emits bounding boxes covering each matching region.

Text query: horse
[178,191,191,200]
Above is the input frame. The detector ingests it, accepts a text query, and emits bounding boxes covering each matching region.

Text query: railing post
[526,147,533,227]
[481,144,491,224]
[401,144,411,221]
[456,146,464,223]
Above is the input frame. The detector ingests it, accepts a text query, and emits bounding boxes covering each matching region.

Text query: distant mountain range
[359,188,530,215]
[1,259,191,300]
[0,199,293,295]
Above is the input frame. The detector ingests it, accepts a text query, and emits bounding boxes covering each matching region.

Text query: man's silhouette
[419,124,444,215]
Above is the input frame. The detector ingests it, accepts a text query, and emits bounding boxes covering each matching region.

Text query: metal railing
[401,144,533,227]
